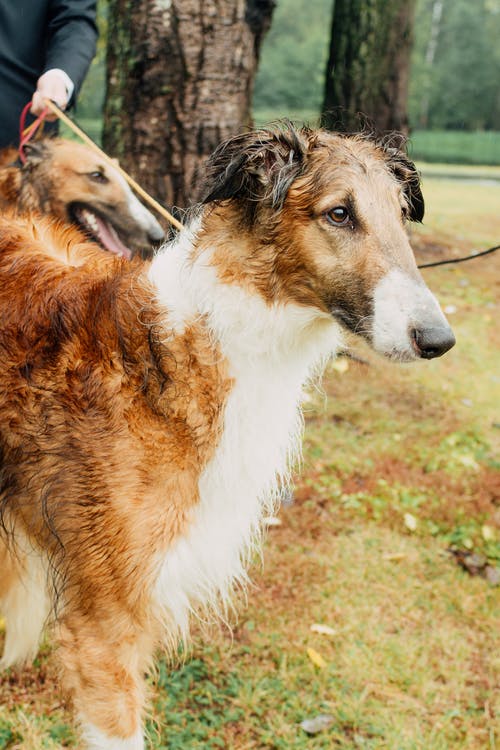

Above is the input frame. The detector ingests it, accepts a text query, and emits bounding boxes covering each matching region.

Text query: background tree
[253,0,331,116]
[408,0,500,131]
[103,0,275,210]
[321,0,417,133]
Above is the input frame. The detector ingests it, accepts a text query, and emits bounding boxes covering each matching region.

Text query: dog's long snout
[372,269,455,362]
[410,325,456,359]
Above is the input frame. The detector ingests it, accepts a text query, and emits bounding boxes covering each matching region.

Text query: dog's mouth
[71,204,133,260]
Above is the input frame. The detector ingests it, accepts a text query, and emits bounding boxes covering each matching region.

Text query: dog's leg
[0,536,49,669]
[57,611,153,750]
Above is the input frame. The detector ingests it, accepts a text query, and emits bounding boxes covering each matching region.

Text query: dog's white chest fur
[150,239,342,633]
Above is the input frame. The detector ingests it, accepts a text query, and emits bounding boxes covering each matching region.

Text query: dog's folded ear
[202,124,309,212]
[22,141,50,169]
[383,147,425,223]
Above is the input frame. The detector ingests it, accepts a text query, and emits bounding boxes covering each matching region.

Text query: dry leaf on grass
[310,623,337,636]
[300,714,334,735]
[481,524,496,542]
[383,552,407,562]
[404,513,418,532]
[307,647,327,668]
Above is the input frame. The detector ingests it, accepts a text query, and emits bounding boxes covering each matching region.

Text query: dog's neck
[149,209,342,366]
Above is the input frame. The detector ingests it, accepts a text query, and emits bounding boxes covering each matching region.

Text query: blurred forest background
[78,0,500,167]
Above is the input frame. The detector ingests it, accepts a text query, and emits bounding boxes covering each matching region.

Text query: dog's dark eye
[326,207,350,226]
[88,171,109,184]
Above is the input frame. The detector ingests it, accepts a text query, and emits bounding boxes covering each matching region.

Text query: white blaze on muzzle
[127,189,165,242]
[113,168,165,242]
[372,268,455,361]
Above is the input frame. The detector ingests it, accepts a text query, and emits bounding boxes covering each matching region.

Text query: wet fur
[0,125,449,748]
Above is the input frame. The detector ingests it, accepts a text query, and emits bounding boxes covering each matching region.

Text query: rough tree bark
[322,0,417,134]
[103,0,275,210]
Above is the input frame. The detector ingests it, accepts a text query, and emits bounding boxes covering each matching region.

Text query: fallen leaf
[404,513,418,532]
[457,453,479,468]
[383,553,407,562]
[0,616,4,632]
[307,647,327,668]
[481,525,496,542]
[300,714,334,735]
[310,623,337,636]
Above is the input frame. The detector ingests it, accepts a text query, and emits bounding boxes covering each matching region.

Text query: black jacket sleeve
[44,0,98,100]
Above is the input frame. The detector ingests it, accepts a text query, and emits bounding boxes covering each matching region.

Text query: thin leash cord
[418,244,500,269]
[19,101,499,261]
[22,99,183,230]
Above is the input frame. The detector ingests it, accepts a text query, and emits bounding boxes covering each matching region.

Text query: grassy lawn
[417,162,500,182]
[1,180,499,748]
[408,131,500,167]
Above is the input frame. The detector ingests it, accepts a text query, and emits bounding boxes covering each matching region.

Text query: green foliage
[77,0,500,159]
[409,0,500,130]
[0,724,18,750]
[76,0,107,120]
[408,129,500,165]
[48,722,76,744]
[256,0,500,131]
[147,656,244,749]
[254,0,331,111]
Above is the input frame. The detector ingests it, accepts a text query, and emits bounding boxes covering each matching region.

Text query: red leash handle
[18,101,49,164]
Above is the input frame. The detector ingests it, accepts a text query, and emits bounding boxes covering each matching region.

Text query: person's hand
[31,70,70,120]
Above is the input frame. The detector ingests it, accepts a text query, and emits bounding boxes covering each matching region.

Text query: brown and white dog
[0,125,454,748]
[0,138,164,258]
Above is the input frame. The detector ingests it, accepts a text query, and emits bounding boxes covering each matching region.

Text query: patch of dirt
[0,652,63,712]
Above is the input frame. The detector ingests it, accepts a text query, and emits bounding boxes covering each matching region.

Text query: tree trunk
[322,0,417,134]
[103,0,275,212]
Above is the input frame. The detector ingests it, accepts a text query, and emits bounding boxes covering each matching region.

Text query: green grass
[417,162,500,180]
[254,111,500,168]
[408,130,500,166]
[1,179,499,749]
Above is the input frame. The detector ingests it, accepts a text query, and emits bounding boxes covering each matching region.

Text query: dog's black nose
[411,326,456,359]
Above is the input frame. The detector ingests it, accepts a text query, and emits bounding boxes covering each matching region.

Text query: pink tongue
[94,215,132,260]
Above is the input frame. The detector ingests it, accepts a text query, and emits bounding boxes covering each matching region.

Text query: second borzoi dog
[0,125,454,748]
[0,138,164,258]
